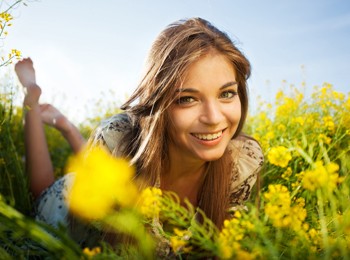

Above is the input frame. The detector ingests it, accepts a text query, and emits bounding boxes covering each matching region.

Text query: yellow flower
[264,184,291,228]
[11,49,21,59]
[0,12,13,22]
[83,247,101,256]
[291,116,304,126]
[217,212,254,259]
[323,116,335,132]
[170,236,187,253]
[267,146,292,168]
[275,97,299,117]
[277,124,286,132]
[318,134,332,144]
[170,228,192,254]
[264,185,307,232]
[138,187,162,218]
[66,146,138,220]
[302,161,341,192]
[281,167,292,180]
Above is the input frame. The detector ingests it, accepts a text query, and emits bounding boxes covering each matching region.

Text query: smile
[192,130,223,141]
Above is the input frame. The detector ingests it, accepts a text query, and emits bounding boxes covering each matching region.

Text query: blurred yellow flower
[170,228,192,253]
[0,12,13,22]
[218,211,255,259]
[66,146,138,220]
[318,134,332,145]
[11,49,21,59]
[281,167,292,180]
[292,116,304,126]
[267,146,292,168]
[264,185,307,231]
[323,116,335,132]
[138,187,162,218]
[276,97,298,117]
[277,124,286,132]
[264,184,291,228]
[83,247,101,256]
[170,236,187,253]
[302,161,342,192]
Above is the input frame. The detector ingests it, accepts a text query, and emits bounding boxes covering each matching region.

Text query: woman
[15,17,263,255]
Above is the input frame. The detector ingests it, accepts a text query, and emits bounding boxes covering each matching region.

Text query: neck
[160,144,208,206]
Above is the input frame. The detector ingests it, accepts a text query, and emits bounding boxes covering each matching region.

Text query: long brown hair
[118,18,251,228]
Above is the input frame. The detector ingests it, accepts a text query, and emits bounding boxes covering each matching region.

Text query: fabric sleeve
[227,135,264,212]
[35,173,75,228]
[88,113,131,156]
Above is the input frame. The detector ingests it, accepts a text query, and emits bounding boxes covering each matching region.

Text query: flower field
[1,73,350,259]
[1,1,350,259]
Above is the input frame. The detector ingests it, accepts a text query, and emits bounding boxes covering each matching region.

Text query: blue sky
[5,0,350,122]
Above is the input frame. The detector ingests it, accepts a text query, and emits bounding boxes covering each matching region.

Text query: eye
[176,96,195,104]
[220,90,238,99]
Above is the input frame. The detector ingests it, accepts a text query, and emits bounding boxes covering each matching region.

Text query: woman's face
[167,52,241,163]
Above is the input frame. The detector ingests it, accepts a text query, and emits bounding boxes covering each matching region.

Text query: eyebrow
[176,81,238,93]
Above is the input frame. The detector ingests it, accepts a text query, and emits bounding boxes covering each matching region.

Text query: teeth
[193,131,222,141]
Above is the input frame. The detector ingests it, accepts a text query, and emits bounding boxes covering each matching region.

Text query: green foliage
[0,76,31,214]
[1,2,350,255]
[1,77,350,259]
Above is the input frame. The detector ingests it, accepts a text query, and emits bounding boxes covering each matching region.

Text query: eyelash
[177,96,195,104]
[220,90,238,99]
[176,90,238,105]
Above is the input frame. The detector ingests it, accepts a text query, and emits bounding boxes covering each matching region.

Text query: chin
[198,151,226,162]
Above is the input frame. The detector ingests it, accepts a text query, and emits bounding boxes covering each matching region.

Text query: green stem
[316,189,330,258]
[1,0,23,14]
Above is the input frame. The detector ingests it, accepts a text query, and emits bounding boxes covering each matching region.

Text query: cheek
[227,101,242,124]
[167,107,193,131]
[166,109,187,140]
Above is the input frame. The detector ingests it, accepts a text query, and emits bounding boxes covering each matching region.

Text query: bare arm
[39,104,85,154]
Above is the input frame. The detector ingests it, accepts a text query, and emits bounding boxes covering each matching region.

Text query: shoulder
[89,113,132,153]
[230,134,264,169]
[227,134,264,204]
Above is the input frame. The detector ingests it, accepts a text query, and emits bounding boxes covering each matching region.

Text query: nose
[199,100,224,125]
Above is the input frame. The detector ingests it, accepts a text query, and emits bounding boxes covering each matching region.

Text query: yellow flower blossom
[218,211,255,259]
[83,247,101,256]
[0,12,13,22]
[281,167,292,180]
[264,184,291,228]
[332,90,345,101]
[170,228,192,253]
[11,49,21,59]
[277,124,286,132]
[265,131,275,141]
[323,116,335,132]
[302,161,342,192]
[138,187,162,218]
[275,90,284,102]
[264,184,307,232]
[66,146,138,220]
[275,97,299,117]
[292,116,304,126]
[318,134,332,144]
[267,146,292,168]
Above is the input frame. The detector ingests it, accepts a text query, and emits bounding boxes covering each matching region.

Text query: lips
[192,130,223,141]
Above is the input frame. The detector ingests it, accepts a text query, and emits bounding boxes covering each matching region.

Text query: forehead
[180,52,236,89]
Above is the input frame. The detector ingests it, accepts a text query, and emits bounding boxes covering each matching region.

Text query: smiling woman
[167,52,241,164]
[16,17,264,258]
